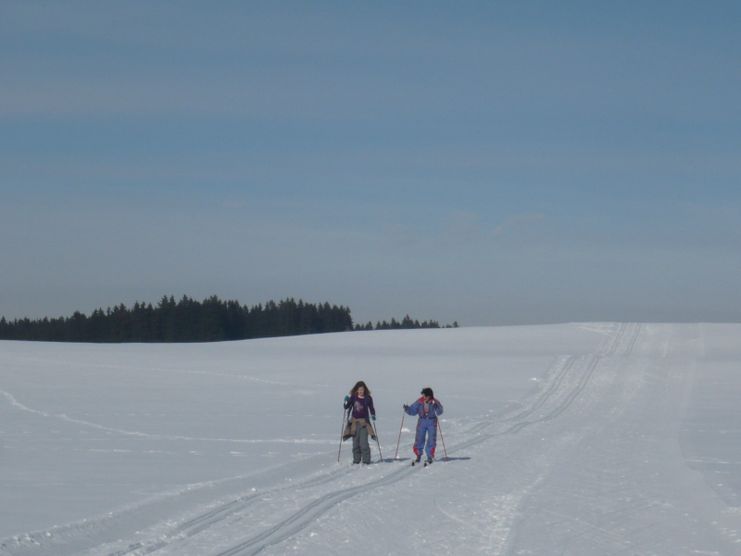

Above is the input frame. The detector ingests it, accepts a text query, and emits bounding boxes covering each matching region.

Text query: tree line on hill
[0,296,457,343]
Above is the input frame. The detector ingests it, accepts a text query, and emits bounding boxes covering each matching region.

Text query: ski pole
[337,406,349,463]
[436,418,448,461]
[394,410,405,459]
[372,421,384,463]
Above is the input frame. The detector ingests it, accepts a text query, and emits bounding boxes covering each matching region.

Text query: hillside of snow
[1,323,740,555]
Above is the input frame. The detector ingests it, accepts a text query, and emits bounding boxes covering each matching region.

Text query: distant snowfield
[1,323,740,555]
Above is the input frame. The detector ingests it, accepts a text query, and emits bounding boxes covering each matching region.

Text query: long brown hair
[350,380,371,396]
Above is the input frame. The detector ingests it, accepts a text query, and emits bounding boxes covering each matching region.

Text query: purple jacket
[344,395,376,420]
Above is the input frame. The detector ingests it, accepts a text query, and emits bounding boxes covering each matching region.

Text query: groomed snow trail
[1,324,739,555]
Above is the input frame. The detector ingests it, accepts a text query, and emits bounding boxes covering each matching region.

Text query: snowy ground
[1,323,740,555]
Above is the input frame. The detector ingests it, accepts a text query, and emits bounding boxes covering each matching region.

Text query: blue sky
[2,1,740,325]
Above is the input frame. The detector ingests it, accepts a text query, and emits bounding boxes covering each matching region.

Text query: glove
[344,395,350,404]
[371,414,376,421]
[403,404,409,411]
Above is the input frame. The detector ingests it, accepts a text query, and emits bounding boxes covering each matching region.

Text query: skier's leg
[352,423,361,463]
[413,420,424,461]
[359,424,371,464]
[426,420,438,461]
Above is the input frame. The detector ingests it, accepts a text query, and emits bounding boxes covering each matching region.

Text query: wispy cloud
[493,213,545,238]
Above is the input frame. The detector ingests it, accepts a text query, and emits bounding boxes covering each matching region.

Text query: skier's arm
[344,395,354,410]
[368,396,376,419]
[403,400,419,416]
[433,399,443,416]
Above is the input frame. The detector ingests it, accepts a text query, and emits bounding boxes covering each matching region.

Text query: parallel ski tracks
[109,466,353,556]
[213,467,418,556]
[42,323,643,556]
[192,324,644,556]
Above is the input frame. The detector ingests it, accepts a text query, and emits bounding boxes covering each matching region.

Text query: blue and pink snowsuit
[404,397,443,460]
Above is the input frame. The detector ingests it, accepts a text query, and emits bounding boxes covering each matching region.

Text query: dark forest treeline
[0,296,455,343]
[354,316,457,331]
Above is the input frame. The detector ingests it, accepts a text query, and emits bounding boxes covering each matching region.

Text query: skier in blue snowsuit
[403,387,443,464]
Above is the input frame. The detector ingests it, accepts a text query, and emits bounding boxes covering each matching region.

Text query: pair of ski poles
[336,406,448,463]
[337,407,384,463]
[393,408,448,461]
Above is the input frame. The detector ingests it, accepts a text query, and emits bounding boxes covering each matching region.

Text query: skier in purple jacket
[404,387,443,464]
[343,380,377,464]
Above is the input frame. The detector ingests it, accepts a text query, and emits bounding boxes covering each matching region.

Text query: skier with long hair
[343,380,377,464]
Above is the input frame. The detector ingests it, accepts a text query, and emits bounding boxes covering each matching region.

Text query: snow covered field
[1,323,740,555]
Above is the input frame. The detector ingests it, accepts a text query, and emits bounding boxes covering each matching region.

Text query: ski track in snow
[0,390,331,446]
[3,323,637,556]
[201,324,641,556]
[0,325,609,555]
[5,323,737,555]
[211,323,641,556]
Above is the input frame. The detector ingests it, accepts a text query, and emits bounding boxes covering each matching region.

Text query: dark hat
[421,387,434,398]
